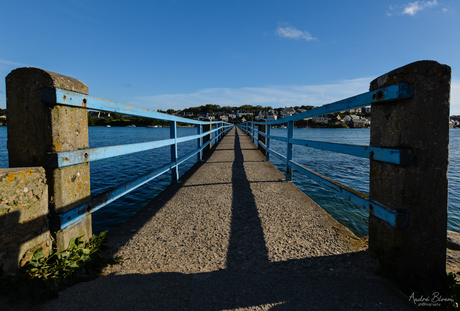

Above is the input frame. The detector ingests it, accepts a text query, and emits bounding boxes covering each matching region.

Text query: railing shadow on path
[225,129,270,271]
[36,128,416,311]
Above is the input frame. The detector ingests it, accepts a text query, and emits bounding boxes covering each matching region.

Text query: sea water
[0,126,459,237]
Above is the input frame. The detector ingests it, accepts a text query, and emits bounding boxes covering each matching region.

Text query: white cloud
[128,77,460,116]
[404,0,438,15]
[276,25,316,41]
[388,0,438,16]
[130,78,371,111]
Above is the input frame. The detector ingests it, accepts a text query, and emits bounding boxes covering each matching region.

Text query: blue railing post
[170,121,179,183]
[285,121,294,181]
[202,123,211,154]
[257,121,266,155]
[219,122,223,141]
[266,124,271,162]
[197,124,203,162]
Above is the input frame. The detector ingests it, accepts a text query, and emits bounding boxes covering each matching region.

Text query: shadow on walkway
[226,129,269,271]
[33,128,415,311]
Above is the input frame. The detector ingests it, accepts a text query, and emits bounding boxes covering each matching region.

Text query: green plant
[0,231,122,303]
[444,272,460,309]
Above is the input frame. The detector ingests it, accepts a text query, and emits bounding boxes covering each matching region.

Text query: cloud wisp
[388,0,439,16]
[130,78,372,111]
[275,25,316,41]
[129,78,460,115]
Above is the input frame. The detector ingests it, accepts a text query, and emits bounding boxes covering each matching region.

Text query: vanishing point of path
[41,127,415,310]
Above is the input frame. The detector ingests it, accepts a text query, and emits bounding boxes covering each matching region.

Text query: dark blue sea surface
[1,126,459,237]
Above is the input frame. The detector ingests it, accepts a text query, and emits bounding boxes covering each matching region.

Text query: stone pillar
[6,68,91,251]
[368,61,451,288]
[0,167,50,272]
[258,122,266,156]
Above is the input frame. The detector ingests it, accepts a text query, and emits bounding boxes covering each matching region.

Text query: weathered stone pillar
[368,61,451,288]
[0,167,50,272]
[258,122,266,156]
[6,68,91,251]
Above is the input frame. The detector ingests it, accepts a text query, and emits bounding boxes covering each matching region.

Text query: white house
[312,115,330,124]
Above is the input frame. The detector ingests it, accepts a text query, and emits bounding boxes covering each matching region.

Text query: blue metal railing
[41,87,233,230]
[238,82,413,229]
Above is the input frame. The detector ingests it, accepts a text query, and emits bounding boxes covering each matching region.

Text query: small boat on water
[126,124,136,127]
[280,125,287,129]
[147,125,158,128]
[106,125,111,127]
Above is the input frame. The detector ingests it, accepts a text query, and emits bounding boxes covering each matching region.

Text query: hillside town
[84,104,460,129]
[1,106,460,128]
[87,104,373,128]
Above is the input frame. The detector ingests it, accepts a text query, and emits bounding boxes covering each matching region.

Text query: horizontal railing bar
[177,136,213,167]
[288,160,409,228]
[259,141,266,150]
[56,138,217,230]
[289,138,413,165]
[269,135,288,143]
[41,88,230,126]
[47,127,224,168]
[258,132,267,138]
[250,83,413,125]
[267,148,286,160]
[55,162,172,229]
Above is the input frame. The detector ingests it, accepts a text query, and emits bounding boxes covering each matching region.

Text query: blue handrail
[42,87,233,230]
[238,83,413,229]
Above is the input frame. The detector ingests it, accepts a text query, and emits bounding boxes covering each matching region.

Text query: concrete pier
[40,128,415,310]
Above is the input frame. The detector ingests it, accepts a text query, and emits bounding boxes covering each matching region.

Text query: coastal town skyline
[1,1,459,113]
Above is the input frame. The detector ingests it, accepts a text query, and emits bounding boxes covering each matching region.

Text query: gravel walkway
[36,128,415,310]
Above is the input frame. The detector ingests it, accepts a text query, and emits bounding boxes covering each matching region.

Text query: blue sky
[1,0,459,114]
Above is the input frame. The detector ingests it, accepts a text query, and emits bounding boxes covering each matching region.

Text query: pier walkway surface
[41,128,415,310]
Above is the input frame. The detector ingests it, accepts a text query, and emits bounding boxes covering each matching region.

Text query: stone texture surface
[48,163,90,214]
[0,167,51,272]
[6,67,91,213]
[6,67,92,249]
[6,67,89,168]
[35,128,416,311]
[54,215,92,252]
[447,230,460,274]
[0,167,48,225]
[368,60,451,286]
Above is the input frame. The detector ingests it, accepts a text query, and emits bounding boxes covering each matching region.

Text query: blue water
[1,127,459,237]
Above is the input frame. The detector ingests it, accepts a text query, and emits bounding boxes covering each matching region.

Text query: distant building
[283,107,296,118]
[312,115,330,124]
[89,111,111,119]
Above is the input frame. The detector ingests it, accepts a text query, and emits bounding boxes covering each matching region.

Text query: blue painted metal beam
[54,137,216,230]
[47,128,225,168]
[53,162,172,230]
[261,135,412,165]
[267,148,287,160]
[288,160,409,228]
[289,138,413,165]
[269,135,288,143]
[248,83,413,126]
[41,88,230,126]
